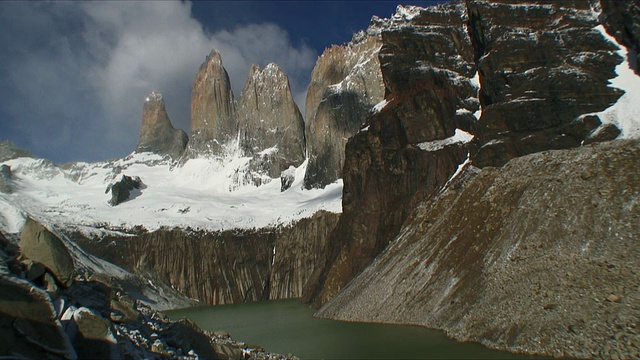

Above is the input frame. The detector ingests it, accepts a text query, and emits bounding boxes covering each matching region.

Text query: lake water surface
[166,299,545,359]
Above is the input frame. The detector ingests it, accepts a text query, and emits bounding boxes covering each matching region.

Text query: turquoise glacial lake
[166,299,545,359]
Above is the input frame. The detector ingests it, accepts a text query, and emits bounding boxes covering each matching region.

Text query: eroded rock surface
[317,139,640,359]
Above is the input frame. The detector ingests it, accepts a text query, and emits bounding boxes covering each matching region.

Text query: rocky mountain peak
[187,49,237,157]
[237,62,305,179]
[135,91,188,159]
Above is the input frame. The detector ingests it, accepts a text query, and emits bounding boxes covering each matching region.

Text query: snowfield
[0,151,342,235]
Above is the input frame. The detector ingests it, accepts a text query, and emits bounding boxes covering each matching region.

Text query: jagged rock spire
[187,49,237,156]
[237,63,306,178]
[135,91,188,159]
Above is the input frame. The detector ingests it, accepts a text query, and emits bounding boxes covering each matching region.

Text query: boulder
[163,318,220,359]
[19,217,75,287]
[0,276,76,359]
[72,307,118,359]
[135,91,188,159]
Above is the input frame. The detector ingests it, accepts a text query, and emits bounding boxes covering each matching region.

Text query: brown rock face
[304,3,476,306]
[316,139,640,360]
[469,0,624,167]
[303,32,385,189]
[19,217,75,287]
[187,50,237,156]
[237,64,306,178]
[304,0,633,308]
[135,91,188,159]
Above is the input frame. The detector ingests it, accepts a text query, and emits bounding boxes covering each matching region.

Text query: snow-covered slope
[0,144,342,235]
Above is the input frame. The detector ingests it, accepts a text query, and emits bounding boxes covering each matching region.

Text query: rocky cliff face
[71,211,339,305]
[237,64,306,178]
[305,2,477,306]
[317,139,640,359]
[599,0,640,72]
[470,0,623,167]
[303,32,385,189]
[304,0,632,308]
[187,50,238,157]
[135,91,188,159]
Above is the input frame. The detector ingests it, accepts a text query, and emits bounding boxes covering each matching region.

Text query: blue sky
[0,1,441,163]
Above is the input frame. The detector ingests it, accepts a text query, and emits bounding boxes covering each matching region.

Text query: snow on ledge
[593,25,640,139]
[416,129,474,152]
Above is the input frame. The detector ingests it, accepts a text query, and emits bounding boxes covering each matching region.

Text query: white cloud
[0,1,316,162]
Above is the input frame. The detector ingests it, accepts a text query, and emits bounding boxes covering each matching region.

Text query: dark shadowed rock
[469,0,624,167]
[237,63,306,178]
[303,32,385,189]
[584,123,622,144]
[600,0,640,72]
[0,164,12,193]
[105,175,144,206]
[187,50,237,157]
[19,217,75,287]
[0,276,76,359]
[163,318,220,359]
[135,91,188,159]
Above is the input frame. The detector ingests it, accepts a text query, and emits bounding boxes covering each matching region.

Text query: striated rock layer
[71,211,339,305]
[135,91,188,159]
[317,139,640,359]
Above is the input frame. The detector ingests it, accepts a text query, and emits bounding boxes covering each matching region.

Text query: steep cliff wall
[304,2,477,306]
[71,211,339,305]
[304,0,632,308]
[303,32,385,189]
[317,139,640,359]
[237,63,306,178]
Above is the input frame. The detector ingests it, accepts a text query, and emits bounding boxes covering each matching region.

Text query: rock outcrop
[135,91,188,159]
[470,0,624,167]
[600,0,640,72]
[317,139,640,359]
[304,2,476,306]
[0,164,12,193]
[303,31,385,189]
[237,64,306,178]
[19,217,75,287]
[0,140,33,162]
[187,50,237,157]
[304,0,632,308]
[105,175,144,206]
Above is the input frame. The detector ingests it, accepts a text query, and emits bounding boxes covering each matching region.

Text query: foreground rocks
[1,223,297,360]
[316,139,640,359]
